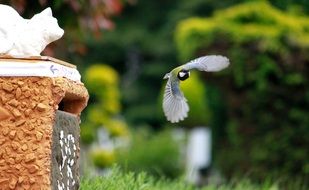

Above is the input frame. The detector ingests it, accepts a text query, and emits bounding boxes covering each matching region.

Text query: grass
[80,167,308,190]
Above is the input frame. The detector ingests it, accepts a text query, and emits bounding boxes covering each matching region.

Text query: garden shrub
[175,1,309,179]
[115,129,183,178]
[81,64,128,144]
[91,149,116,169]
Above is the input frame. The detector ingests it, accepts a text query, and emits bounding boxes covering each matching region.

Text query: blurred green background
[2,0,308,187]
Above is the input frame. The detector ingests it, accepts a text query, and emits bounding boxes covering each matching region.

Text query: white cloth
[0,61,81,82]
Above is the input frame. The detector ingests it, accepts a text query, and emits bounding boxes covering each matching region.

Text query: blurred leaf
[91,149,116,168]
[116,129,183,178]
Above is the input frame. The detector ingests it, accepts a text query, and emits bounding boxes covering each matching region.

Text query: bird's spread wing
[183,55,229,72]
[163,78,189,123]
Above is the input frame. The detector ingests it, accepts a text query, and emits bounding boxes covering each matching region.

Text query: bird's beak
[163,73,170,79]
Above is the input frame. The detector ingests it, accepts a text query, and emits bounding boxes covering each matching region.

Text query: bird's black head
[177,69,190,81]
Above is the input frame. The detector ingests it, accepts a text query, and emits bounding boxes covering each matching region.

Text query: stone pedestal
[0,56,88,190]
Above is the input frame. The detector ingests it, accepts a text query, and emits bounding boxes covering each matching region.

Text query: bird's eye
[177,70,190,81]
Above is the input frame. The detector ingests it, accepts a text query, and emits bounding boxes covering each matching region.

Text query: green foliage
[91,149,116,169]
[81,167,308,190]
[105,119,129,137]
[81,64,128,144]
[176,1,309,62]
[115,129,183,178]
[81,167,193,190]
[175,1,309,179]
[180,73,211,126]
[85,64,120,116]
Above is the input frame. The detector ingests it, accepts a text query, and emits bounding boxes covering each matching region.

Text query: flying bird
[162,55,230,123]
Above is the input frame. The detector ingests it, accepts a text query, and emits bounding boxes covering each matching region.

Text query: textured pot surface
[0,57,88,190]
